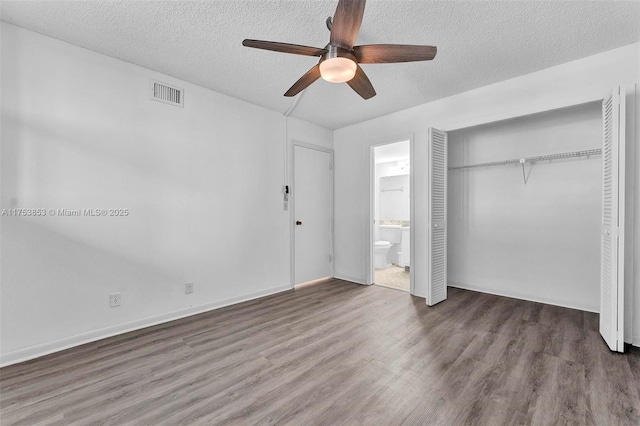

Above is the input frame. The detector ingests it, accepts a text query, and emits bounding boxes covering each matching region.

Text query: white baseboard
[0,284,292,367]
[634,334,640,348]
[448,282,599,313]
[333,274,368,285]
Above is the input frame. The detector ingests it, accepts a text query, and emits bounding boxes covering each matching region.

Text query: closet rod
[448,148,602,171]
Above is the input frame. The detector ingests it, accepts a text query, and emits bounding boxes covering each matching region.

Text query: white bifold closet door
[600,87,626,352]
[428,127,448,306]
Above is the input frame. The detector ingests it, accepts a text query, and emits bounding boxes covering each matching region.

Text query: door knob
[296,220,303,226]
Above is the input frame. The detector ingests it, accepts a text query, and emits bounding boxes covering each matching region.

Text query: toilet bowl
[374,241,392,268]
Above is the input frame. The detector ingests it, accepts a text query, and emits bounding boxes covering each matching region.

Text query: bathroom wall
[380,175,410,221]
[374,159,410,241]
[448,103,602,312]
[0,23,333,365]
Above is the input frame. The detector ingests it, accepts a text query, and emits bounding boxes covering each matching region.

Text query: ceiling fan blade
[243,39,327,57]
[347,65,376,99]
[354,44,437,63]
[330,0,366,50]
[284,64,321,97]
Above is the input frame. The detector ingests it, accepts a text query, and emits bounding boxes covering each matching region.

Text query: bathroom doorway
[371,139,413,292]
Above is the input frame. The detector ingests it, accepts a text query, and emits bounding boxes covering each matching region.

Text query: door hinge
[329,161,333,170]
[329,254,333,263]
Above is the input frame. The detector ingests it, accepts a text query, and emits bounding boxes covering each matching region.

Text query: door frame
[368,134,415,294]
[290,140,335,288]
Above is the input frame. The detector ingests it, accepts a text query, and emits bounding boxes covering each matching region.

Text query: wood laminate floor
[1,279,639,425]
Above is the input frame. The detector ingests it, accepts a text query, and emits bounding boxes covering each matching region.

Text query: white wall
[375,159,411,231]
[448,103,602,312]
[333,43,639,344]
[0,23,332,365]
[286,116,333,151]
[379,175,410,221]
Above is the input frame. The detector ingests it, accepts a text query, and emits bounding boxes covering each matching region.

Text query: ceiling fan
[242,0,437,100]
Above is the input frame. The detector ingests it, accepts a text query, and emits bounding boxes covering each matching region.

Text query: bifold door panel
[428,127,448,306]
[599,87,626,353]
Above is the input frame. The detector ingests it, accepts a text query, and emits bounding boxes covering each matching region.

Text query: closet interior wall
[447,102,602,312]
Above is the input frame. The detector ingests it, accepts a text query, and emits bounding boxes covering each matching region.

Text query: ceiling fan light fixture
[242,0,436,99]
[320,56,357,83]
[319,45,357,83]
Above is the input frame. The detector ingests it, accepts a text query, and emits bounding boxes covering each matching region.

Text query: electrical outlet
[185,282,194,294]
[109,292,121,307]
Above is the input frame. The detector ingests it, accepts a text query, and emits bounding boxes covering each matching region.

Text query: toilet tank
[379,225,402,243]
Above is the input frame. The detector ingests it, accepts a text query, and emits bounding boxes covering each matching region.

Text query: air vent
[151,81,184,107]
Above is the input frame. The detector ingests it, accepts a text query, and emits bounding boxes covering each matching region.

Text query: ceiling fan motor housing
[321,45,356,63]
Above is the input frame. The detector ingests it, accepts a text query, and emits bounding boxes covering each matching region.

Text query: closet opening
[447,102,603,312]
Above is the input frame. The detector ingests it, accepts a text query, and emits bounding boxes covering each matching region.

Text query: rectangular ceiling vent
[151,81,184,107]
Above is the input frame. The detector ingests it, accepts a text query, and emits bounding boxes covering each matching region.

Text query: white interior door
[293,144,333,285]
[428,127,448,306]
[600,87,626,352]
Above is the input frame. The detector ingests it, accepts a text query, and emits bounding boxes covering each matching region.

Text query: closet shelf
[448,148,602,171]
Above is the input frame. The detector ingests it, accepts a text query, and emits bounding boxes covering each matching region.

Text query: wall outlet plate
[109,292,121,307]
[185,282,194,294]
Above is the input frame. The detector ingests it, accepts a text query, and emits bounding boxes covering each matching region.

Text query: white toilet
[375,225,402,269]
[374,241,392,268]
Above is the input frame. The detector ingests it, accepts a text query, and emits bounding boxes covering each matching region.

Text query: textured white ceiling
[1,1,639,129]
